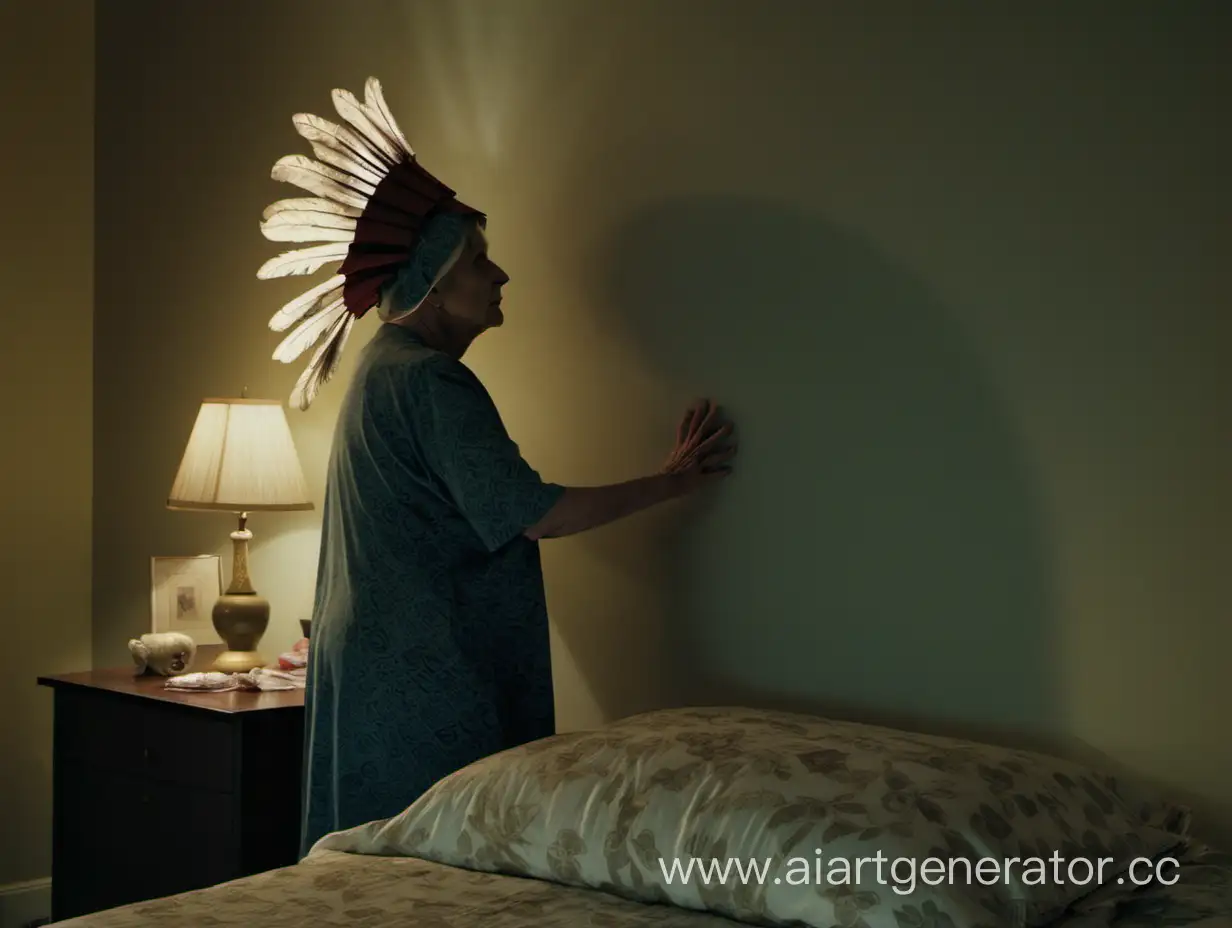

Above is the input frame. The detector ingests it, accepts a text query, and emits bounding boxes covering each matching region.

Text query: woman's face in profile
[438,227,510,330]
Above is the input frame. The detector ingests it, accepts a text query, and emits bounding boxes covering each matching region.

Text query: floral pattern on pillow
[317,706,1190,928]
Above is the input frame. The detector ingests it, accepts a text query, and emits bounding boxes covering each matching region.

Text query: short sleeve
[414,357,563,552]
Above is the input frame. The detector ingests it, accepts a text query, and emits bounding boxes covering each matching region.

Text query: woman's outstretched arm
[524,474,687,539]
[524,399,735,540]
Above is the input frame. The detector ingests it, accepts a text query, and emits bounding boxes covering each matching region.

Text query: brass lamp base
[209,512,270,674]
[211,593,270,673]
[212,650,266,674]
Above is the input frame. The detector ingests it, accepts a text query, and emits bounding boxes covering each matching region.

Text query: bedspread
[54,842,1232,927]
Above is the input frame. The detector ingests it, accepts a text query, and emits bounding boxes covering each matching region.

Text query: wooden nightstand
[38,669,305,922]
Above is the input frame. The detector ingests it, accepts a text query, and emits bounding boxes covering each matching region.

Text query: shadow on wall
[585,195,1062,746]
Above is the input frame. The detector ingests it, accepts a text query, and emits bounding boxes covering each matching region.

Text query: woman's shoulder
[363,332,487,402]
[363,326,455,375]
[405,349,482,391]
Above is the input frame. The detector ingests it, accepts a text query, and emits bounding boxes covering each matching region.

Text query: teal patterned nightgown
[299,323,564,857]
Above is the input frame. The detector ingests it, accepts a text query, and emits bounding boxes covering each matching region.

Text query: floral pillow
[314,706,1190,928]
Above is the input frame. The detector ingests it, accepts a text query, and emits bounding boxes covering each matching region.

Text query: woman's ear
[422,290,441,310]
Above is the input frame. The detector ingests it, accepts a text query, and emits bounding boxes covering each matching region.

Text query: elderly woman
[256,79,735,857]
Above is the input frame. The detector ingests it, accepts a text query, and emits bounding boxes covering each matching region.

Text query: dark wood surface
[40,668,305,921]
[38,667,305,713]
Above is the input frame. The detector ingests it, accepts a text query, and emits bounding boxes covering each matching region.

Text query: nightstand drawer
[56,687,235,792]
[56,761,237,916]
[42,668,304,922]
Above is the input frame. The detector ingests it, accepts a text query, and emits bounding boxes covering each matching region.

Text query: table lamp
[166,396,313,673]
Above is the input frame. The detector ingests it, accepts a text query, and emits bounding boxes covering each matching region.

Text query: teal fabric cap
[380,211,477,320]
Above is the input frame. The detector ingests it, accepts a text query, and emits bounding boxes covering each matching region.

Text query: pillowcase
[314,706,1190,928]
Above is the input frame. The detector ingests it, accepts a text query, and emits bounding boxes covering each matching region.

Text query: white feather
[257,242,350,279]
[332,89,401,163]
[263,196,362,222]
[271,155,372,209]
[290,312,355,411]
[260,217,355,244]
[273,299,347,363]
[364,77,412,156]
[359,100,406,159]
[309,140,384,188]
[274,153,376,196]
[268,275,345,332]
[262,209,356,232]
[293,112,393,172]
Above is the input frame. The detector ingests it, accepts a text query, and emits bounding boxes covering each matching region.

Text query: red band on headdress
[337,158,484,317]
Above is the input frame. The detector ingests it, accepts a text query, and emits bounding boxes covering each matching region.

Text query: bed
[54,706,1232,928]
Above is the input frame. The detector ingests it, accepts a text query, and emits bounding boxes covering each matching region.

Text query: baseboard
[0,878,50,928]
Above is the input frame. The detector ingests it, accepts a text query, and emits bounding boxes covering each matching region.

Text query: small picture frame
[151,555,223,645]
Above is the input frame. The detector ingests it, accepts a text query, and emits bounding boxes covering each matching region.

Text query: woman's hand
[662,398,736,485]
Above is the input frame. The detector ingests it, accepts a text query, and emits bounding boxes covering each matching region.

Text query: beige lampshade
[167,398,313,512]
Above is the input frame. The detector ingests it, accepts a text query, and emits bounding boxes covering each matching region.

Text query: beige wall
[94,0,1232,849]
[0,0,95,887]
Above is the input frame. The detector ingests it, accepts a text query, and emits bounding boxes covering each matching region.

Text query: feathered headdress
[258,77,484,410]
